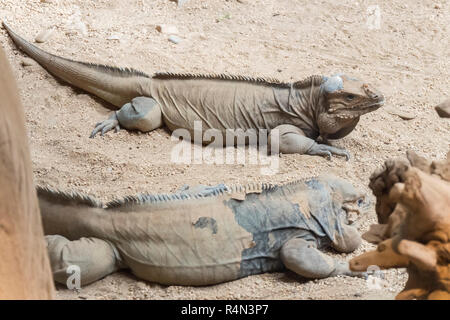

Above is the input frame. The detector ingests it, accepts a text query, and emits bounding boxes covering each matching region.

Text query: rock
[35,28,54,43]
[435,99,450,118]
[170,0,189,6]
[168,35,181,44]
[198,33,207,40]
[20,58,36,67]
[107,34,121,41]
[156,24,178,35]
[386,108,416,120]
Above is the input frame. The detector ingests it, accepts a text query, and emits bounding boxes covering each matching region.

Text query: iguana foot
[90,113,120,138]
[307,143,350,161]
[330,261,366,278]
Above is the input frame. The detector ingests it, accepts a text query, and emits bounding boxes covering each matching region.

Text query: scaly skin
[39,175,369,286]
[3,22,384,160]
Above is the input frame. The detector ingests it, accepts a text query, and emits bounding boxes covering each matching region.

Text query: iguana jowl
[39,175,369,286]
[3,22,384,159]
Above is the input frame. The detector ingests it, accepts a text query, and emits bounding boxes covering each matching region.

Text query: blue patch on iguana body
[224,179,347,278]
[304,179,345,242]
[193,217,218,234]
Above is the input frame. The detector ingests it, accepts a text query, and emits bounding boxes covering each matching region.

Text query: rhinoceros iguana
[3,22,384,160]
[39,175,369,287]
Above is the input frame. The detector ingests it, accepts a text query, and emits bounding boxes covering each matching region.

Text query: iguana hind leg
[90,97,163,138]
[280,237,363,279]
[269,124,350,160]
[46,235,125,286]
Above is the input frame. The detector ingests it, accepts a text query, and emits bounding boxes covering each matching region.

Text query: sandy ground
[1,0,449,300]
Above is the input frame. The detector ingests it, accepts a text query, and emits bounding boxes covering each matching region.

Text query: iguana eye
[346,94,355,101]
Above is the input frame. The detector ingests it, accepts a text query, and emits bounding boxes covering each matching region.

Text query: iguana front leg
[90,97,163,138]
[46,235,125,286]
[280,237,363,279]
[269,124,350,160]
[331,224,362,253]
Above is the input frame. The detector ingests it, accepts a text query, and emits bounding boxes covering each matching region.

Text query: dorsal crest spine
[37,185,103,208]
[153,72,292,87]
[104,179,312,209]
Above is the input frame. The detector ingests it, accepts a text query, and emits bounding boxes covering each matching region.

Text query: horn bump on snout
[363,83,383,101]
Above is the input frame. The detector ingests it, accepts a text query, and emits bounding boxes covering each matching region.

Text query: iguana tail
[2,22,152,108]
[36,185,109,240]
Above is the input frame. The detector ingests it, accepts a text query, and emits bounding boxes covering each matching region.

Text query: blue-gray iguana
[3,22,384,160]
[39,175,369,286]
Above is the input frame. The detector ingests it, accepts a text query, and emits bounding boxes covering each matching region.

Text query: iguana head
[322,74,385,118]
[319,174,371,225]
[318,74,384,138]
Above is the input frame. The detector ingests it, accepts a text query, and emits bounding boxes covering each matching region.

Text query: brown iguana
[0,43,54,299]
[3,22,384,160]
[39,175,369,287]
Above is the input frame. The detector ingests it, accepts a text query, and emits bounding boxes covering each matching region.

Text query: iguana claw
[308,143,351,161]
[90,113,120,138]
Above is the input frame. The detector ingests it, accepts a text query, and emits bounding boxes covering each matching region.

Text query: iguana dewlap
[3,22,384,159]
[39,175,368,286]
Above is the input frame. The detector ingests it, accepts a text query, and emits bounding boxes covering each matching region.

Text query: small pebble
[198,33,207,40]
[21,58,36,67]
[386,108,416,120]
[171,0,189,6]
[107,34,121,41]
[156,24,178,35]
[168,35,181,44]
[35,28,54,43]
[435,99,450,118]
